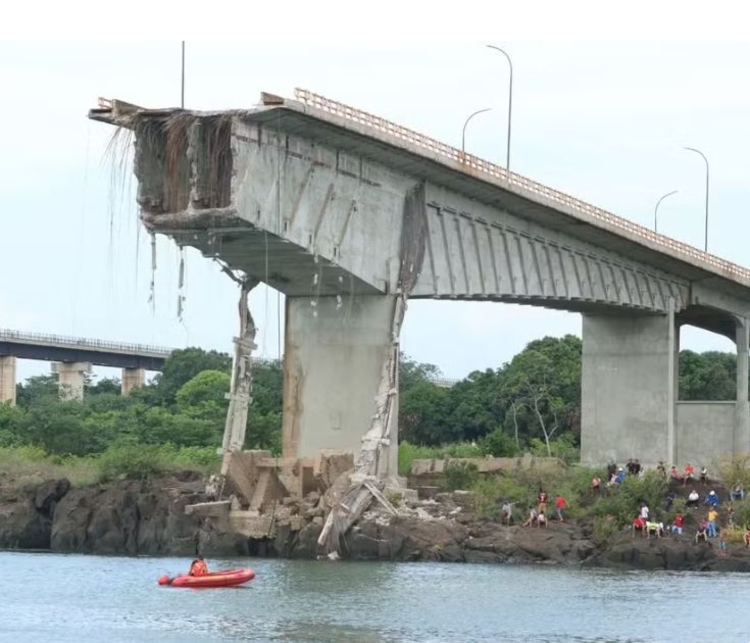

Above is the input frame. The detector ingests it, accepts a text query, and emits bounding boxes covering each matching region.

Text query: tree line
[0,338,740,458]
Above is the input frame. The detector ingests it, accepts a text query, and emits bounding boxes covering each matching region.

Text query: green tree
[399,352,442,393]
[399,380,449,445]
[500,335,582,455]
[679,350,736,400]
[86,377,122,397]
[176,370,230,422]
[153,348,232,404]
[16,375,58,408]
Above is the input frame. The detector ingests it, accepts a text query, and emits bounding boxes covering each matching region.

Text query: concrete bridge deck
[0,329,171,370]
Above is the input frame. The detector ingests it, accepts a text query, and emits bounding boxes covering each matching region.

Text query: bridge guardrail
[294,88,750,286]
[0,329,173,358]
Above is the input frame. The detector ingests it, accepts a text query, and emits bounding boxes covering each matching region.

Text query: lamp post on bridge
[654,190,678,234]
[461,108,492,154]
[684,146,710,252]
[487,44,513,171]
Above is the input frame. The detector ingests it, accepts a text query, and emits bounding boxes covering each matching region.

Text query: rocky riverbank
[2,472,750,572]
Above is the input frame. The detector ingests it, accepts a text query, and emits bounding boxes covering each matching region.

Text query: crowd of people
[497,459,750,553]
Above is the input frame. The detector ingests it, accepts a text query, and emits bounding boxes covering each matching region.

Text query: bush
[479,429,519,457]
[592,516,620,546]
[398,440,484,477]
[731,499,750,529]
[96,444,220,482]
[592,471,668,526]
[442,460,479,491]
[97,445,170,481]
[715,454,750,491]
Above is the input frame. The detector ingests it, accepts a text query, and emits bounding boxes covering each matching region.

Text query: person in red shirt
[671,513,684,535]
[555,495,567,522]
[683,464,695,487]
[632,515,646,537]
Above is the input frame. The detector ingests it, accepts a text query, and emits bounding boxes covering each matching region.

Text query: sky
[1,7,749,384]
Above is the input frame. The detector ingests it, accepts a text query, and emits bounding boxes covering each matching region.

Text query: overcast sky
[2,18,749,383]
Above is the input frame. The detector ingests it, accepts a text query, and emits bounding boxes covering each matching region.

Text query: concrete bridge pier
[281,294,399,479]
[0,355,16,405]
[121,367,145,396]
[52,361,92,401]
[734,317,750,453]
[581,309,678,467]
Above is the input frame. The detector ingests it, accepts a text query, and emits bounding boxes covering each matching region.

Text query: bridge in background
[88,89,750,481]
[0,328,459,405]
[0,329,171,402]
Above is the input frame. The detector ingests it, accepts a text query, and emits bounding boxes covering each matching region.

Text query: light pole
[684,147,709,252]
[487,44,513,171]
[654,190,678,233]
[461,108,492,154]
[181,41,185,108]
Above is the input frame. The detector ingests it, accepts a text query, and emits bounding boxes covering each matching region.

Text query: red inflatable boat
[158,568,255,588]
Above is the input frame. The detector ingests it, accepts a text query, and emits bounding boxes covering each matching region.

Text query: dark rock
[0,497,51,549]
[0,478,72,550]
[291,523,323,559]
[34,478,70,517]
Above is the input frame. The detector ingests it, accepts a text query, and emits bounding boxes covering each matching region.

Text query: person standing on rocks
[501,501,514,526]
[671,512,684,535]
[537,511,548,528]
[707,508,719,538]
[523,507,538,527]
[537,489,549,516]
[555,495,566,522]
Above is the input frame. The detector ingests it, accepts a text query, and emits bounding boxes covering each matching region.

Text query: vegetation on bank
[0,336,744,489]
[0,444,219,489]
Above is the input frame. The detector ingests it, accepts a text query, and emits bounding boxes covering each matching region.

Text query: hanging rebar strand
[177,248,186,322]
[220,279,259,474]
[148,232,157,312]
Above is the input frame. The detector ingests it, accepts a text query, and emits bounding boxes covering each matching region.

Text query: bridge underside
[152,211,381,297]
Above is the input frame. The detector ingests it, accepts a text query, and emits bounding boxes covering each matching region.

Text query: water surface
[1,552,748,642]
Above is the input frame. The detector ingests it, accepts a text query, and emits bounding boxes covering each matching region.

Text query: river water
[1,552,749,642]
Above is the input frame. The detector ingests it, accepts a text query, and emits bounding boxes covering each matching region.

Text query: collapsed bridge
[89,89,750,497]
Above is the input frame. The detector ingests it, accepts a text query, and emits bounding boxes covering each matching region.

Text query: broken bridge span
[89,88,750,480]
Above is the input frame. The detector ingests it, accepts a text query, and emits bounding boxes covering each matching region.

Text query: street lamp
[684,147,710,252]
[181,41,185,108]
[487,44,513,171]
[654,190,678,233]
[461,108,492,154]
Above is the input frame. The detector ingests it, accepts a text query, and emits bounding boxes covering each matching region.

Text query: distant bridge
[0,329,457,405]
[0,329,171,370]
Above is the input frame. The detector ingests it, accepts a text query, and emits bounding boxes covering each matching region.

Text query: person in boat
[189,557,209,576]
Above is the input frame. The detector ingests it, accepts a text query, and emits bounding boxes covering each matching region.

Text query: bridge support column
[0,356,16,406]
[281,295,399,479]
[121,367,146,396]
[735,317,750,453]
[581,311,677,467]
[52,362,92,402]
